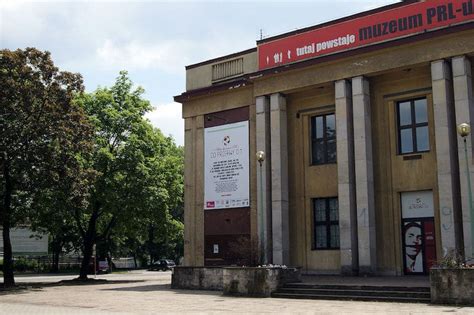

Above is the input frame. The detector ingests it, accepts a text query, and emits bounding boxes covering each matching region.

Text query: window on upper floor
[310,113,336,165]
[397,98,429,155]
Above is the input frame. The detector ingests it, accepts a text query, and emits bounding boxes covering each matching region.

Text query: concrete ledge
[171,267,223,291]
[223,267,301,297]
[430,268,474,305]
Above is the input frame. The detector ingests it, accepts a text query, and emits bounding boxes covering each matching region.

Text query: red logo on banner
[258,0,474,70]
[206,201,215,208]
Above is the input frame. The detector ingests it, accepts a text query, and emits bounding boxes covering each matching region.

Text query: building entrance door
[401,191,437,275]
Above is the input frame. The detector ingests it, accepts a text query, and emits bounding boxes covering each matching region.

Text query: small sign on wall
[401,190,434,219]
[213,244,219,254]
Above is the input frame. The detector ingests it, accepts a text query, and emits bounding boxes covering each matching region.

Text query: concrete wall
[286,86,340,273]
[171,267,223,290]
[223,267,301,297]
[182,86,257,267]
[370,66,440,275]
[431,268,474,305]
[171,266,301,297]
[186,51,258,91]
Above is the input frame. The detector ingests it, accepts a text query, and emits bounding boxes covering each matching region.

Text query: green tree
[74,71,183,279]
[76,71,181,279]
[0,48,93,287]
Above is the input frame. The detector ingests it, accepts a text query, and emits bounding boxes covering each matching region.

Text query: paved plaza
[0,270,473,314]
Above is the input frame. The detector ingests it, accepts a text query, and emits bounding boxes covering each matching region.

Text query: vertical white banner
[204,121,249,210]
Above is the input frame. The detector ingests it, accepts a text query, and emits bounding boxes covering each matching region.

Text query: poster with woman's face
[404,221,423,273]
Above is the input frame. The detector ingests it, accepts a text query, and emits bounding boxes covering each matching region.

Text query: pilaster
[256,96,272,263]
[452,56,474,259]
[335,79,358,275]
[352,76,376,274]
[270,93,290,265]
[431,60,462,256]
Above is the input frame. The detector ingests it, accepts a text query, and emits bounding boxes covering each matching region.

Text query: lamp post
[256,151,266,265]
[457,123,474,259]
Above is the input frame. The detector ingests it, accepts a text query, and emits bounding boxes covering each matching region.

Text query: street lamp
[457,123,474,260]
[256,151,266,265]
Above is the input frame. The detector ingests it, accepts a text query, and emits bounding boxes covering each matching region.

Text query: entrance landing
[300,275,430,288]
[273,275,431,302]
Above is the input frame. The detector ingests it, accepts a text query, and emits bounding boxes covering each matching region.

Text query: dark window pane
[314,199,326,222]
[311,117,316,140]
[416,126,429,152]
[326,114,336,139]
[316,116,324,139]
[329,198,338,221]
[315,225,327,248]
[414,99,428,124]
[311,113,337,165]
[400,129,414,154]
[312,140,325,164]
[327,139,337,163]
[330,225,340,248]
[399,101,412,126]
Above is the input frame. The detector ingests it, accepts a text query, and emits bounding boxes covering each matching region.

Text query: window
[397,98,429,154]
[313,197,339,250]
[311,113,336,165]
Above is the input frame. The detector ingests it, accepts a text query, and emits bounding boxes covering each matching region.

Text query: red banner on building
[258,0,474,70]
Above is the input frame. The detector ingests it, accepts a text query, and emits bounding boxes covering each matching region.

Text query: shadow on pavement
[0,279,146,295]
[102,283,221,296]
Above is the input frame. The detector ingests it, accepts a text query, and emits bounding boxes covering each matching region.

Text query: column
[452,56,474,259]
[270,93,290,265]
[431,60,462,256]
[352,76,376,274]
[183,117,195,266]
[335,80,358,275]
[194,115,205,266]
[256,96,272,263]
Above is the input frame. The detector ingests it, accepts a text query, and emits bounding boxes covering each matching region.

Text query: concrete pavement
[0,270,473,314]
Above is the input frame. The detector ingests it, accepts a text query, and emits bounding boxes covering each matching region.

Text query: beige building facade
[175,0,474,276]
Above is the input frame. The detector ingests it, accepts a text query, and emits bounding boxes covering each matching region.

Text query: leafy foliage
[0,48,93,286]
[1,49,184,282]
[74,71,183,277]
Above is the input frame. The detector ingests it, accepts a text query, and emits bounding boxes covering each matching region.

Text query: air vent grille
[212,58,244,81]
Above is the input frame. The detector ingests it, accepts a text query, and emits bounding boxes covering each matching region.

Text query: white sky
[1,0,399,146]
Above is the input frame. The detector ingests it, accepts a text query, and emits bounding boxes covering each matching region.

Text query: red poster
[258,0,474,70]
[423,220,437,270]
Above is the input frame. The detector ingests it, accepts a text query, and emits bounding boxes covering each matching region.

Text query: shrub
[13,257,39,272]
[435,250,474,269]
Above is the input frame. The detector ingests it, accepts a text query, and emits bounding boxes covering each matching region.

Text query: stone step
[276,287,430,299]
[271,292,431,303]
[283,283,430,292]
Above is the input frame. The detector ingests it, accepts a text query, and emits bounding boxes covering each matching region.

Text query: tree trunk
[132,252,138,269]
[106,254,112,273]
[50,239,61,273]
[106,236,112,273]
[2,224,15,287]
[1,158,15,288]
[78,209,98,280]
[147,224,154,265]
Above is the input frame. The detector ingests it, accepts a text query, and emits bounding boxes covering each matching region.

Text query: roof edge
[256,0,417,45]
[175,23,473,103]
[174,78,252,103]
